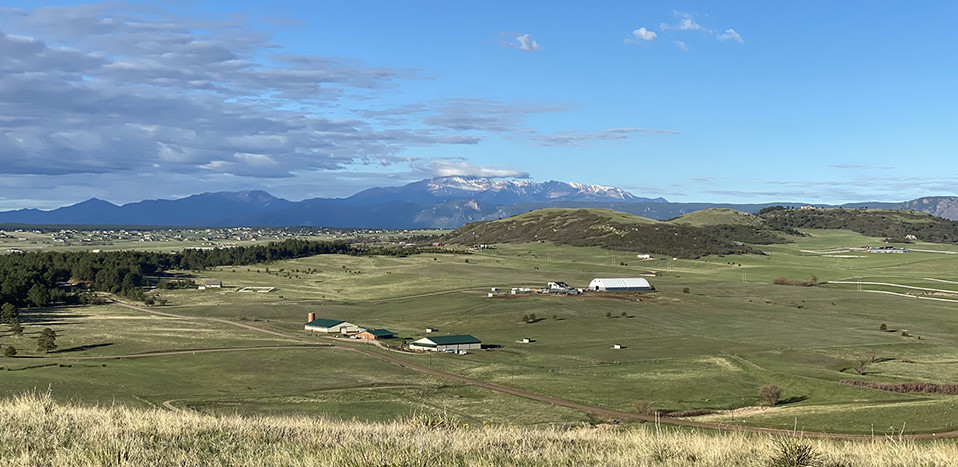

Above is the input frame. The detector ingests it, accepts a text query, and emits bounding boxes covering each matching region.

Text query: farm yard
[4,227,958,435]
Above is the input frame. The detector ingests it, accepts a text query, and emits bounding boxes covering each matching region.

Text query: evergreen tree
[9,318,23,336]
[1,302,17,324]
[36,328,56,353]
[3,345,15,357]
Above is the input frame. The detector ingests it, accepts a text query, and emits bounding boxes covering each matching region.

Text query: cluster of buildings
[303,313,481,353]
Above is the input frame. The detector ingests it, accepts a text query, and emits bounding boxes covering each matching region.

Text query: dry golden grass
[1,392,957,466]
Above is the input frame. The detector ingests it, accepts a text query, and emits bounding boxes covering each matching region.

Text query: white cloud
[659,11,743,45]
[631,27,657,41]
[718,28,744,44]
[661,11,706,32]
[676,41,689,52]
[425,159,528,178]
[513,33,541,52]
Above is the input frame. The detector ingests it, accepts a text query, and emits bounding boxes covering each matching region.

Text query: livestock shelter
[357,329,395,340]
[304,318,361,334]
[410,335,482,352]
[588,277,653,291]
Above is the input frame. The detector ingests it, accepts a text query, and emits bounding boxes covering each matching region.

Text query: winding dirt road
[108,300,957,440]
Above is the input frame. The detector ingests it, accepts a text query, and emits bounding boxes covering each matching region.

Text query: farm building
[204,280,223,288]
[548,281,569,291]
[588,277,653,292]
[409,335,482,352]
[357,329,395,340]
[304,318,361,334]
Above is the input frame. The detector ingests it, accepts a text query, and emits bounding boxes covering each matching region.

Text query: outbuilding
[304,318,361,334]
[409,335,482,352]
[204,279,223,288]
[357,329,395,340]
[588,277,653,292]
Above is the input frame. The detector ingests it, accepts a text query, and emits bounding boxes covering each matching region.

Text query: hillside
[757,206,958,243]
[444,209,785,258]
[3,392,955,466]
[667,208,766,228]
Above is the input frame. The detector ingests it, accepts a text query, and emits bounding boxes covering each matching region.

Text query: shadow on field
[778,395,808,405]
[22,312,89,325]
[53,342,115,354]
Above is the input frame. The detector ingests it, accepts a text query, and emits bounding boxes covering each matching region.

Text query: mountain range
[0,176,956,228]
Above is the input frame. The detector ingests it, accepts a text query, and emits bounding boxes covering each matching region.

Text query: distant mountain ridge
[343,176,664,205]
[0,176,956,228]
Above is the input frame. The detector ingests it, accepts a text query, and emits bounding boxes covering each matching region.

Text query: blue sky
[1,1,956,209]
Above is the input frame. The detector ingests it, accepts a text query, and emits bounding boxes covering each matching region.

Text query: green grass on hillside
[5,229,958,434]
[2,391,957,467]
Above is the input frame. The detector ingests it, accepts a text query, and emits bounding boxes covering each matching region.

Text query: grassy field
[4,228,958,435]
[4,391,958,466]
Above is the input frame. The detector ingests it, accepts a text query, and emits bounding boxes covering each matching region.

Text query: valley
[4,208,958,438]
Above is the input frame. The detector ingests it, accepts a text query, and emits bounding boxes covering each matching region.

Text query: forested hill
[757,207,958,243]
[443,209,786,258]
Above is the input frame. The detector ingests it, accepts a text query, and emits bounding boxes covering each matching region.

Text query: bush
[760,385,781,406]
[880,323,887,331]
[772,276,819,287]
[3,346,15,357]
[768,437,822,467]
[632,400,658,416]
[682,287,690,294]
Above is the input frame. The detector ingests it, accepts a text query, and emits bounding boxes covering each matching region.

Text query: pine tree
[36,328,57,353]
[1,302,17,324]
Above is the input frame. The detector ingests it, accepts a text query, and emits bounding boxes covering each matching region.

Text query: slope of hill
[757,206,958,243]
[667,208,766,227]
[444,208,782,258]
[5,392,956,466]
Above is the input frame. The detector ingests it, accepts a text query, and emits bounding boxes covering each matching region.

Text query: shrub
[880,323,887,331]
[760,385,781,406]
[632,400,657,416]
[773,276,819,287]
[682,287,690,294]
[840,380,958,394]
[768,437,822,467]
[3,346,15,357]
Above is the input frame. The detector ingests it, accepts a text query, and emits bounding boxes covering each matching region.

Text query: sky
[1,1,957,210]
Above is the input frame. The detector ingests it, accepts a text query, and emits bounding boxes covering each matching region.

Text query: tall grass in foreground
[0,392,956,466]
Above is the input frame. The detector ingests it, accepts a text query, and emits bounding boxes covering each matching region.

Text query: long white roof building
[588,277,653,291]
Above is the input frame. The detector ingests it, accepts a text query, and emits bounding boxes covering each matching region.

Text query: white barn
[588,277,653,292]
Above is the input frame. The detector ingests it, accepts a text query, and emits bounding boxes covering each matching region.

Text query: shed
[357,329,395,340]
[410,335,482,352]
[204,279,223,288]
[304,318,361,334]
[588,278,653,292]
[548,281,569,291]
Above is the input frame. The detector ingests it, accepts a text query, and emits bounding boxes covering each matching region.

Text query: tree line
[0,239,433,307]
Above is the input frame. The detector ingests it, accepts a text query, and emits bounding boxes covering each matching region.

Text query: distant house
[588,278,653,292]
[204,280,223,288]
[409,335,481,352]
[547,281,569,291]
[357,329,395,340]
[304,318,361,334]
[636,254,652,260]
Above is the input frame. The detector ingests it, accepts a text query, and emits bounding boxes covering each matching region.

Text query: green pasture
[4,229,958,433]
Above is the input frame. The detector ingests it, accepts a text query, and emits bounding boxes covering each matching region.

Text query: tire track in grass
[108,299,958,440]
